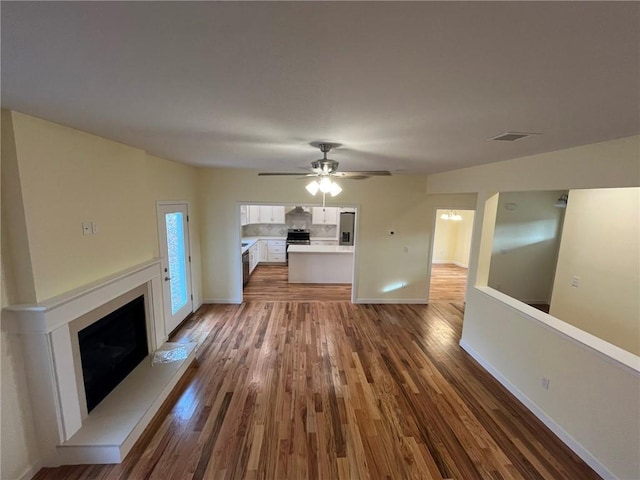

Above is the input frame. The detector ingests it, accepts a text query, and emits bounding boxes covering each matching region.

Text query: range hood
[285,206,311,215]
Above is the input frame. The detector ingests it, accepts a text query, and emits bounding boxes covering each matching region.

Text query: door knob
[164,276,171,281]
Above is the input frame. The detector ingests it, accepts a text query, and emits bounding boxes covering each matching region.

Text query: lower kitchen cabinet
[249,242,259,273]
[267,239,286,262]
[258,240,268,262]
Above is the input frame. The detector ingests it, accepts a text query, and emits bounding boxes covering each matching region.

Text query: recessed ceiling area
[1,2,638,174]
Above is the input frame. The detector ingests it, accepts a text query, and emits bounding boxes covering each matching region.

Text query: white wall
[550,188,639,356]
[1,111,203,479]
[426,135,640,479]
[488,191,565,303]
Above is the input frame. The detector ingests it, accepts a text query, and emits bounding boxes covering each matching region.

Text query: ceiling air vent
[490,132,540,142]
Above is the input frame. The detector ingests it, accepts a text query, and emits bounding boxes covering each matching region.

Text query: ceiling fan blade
[257,172,304,176]
[334,170,392,177]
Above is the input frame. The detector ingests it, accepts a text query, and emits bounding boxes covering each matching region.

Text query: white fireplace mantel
[2,259,195,466]
[3,259,165,342]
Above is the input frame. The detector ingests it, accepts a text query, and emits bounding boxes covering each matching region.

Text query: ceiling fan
[258,142,391,206]
[258,142,392,180]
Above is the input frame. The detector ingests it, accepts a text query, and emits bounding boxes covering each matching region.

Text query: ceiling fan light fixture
[319,176,334,193]
[306,176,342,199]
[306,180,319,195]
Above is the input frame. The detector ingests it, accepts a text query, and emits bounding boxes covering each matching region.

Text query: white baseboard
[14,460,42,480]
[202,298,242,304]
[459,339,616,480]
[354,298,428,304]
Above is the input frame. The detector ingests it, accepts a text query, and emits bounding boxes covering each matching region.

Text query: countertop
[287,245,354,254]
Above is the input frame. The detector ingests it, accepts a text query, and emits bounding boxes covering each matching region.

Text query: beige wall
[488,191,565,303]
[427,135,640,194]
[426,135,640,479]
[453,211,474,267]
[1,111,203,479]
[197,168,432,303]
[432,212,456,263]
[432,210,474,267]
[550,187,639,355]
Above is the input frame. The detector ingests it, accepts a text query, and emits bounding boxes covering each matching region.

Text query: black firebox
[78,295,148,412]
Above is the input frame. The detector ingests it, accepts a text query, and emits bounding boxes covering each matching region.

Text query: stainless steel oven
[286,229,311,262]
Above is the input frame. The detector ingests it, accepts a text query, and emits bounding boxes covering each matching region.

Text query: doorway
[429,209,475,303]
[239,203,357,302]
[157,202,193,334]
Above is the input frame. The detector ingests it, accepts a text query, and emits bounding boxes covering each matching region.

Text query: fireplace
[78,295,148,412]
[1,259,199,466]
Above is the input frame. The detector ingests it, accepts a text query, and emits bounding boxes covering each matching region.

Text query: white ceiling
[2,2,638,174]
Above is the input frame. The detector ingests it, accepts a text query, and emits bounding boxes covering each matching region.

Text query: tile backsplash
[242,223,288,237]
[242,223,337,238]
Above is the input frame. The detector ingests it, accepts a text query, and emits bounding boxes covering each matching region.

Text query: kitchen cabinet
[247,205,285,224]
[249,242,259,273]
[267,239,286,262]
[268,206,285,224]
[258,240,268,262]
[312,206,339,225]
[248,206,261,224]
[240,205,248,226]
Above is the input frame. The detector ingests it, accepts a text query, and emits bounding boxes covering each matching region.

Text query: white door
[157,203,193,334]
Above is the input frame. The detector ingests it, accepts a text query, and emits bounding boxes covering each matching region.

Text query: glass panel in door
[165,212,188,314]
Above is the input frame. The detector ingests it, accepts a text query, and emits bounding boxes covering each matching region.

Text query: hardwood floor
[429,263,468,303]
[34,296,599,479]
[243,264,352,302]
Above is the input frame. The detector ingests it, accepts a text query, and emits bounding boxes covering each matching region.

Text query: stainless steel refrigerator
[339,212,355,245]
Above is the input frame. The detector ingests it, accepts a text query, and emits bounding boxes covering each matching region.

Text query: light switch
[91,221,98,234]
[571,276,580,287]
[82,221,92,235]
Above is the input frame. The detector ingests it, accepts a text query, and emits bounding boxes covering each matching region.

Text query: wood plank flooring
[34,296,599,479]
[243,264,352,302]
[429,264,468,303]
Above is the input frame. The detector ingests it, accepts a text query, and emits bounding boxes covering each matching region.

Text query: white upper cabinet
[265,206,285,224]
[247,205,285,224]
[312,207,339,225]
[248,205,261,224]
[240,205,248,226]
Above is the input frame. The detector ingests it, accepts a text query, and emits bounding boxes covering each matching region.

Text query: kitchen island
[287,245,354,284]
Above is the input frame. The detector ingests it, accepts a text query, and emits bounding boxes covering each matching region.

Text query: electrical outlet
[91,221,99,234]
[388,230,395,236]
[403,246,409,253]
[541,377,550,390]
